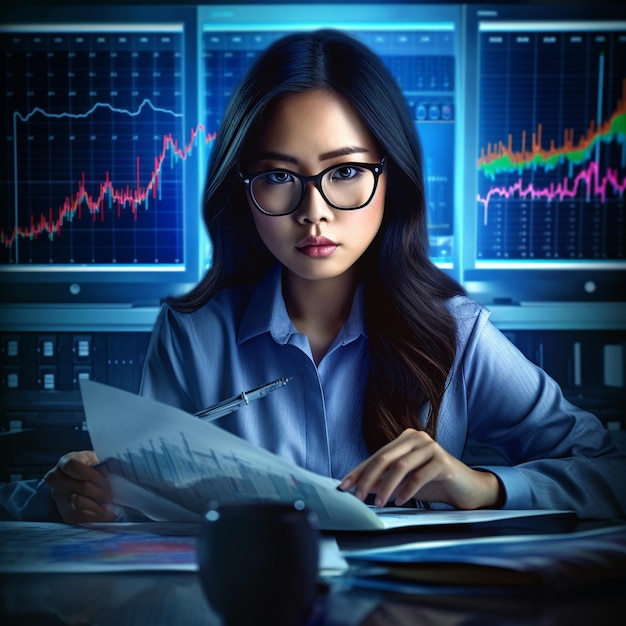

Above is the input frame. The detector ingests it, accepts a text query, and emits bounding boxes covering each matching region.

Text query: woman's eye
[265,171,293,184]
[332,166,360,181]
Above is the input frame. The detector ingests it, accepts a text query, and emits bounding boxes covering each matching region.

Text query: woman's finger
[70,493,118,521]
[369,441,439,507]
[340,429,433,501]
[44,450,115,523]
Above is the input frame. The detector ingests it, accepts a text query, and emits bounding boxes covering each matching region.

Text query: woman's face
[244,89,386,284]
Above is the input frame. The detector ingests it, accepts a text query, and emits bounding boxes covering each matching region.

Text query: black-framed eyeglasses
[240,157,386,216]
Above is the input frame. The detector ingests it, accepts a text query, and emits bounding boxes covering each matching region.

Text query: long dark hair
[171,29,465,451]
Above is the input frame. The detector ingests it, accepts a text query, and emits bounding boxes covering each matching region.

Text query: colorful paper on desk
[0,521,348,574]
[0,521,199,573]
[81,380,573,532]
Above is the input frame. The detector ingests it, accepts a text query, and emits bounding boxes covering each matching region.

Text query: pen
[195,377,292,421]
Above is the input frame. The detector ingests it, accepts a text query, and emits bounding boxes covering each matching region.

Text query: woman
[43,29,625,524]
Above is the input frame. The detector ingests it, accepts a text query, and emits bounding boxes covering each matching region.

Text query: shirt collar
[238,264,367,346]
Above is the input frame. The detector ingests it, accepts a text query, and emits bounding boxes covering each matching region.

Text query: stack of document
[339,524,626,591]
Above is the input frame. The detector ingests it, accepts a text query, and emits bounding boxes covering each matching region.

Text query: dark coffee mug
[197,502,320,626]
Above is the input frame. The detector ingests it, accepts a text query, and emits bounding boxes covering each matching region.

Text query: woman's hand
[339,428,504,509]
[44,451,118,524]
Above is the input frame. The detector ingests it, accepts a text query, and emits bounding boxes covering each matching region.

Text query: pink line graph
[478,161,626,225]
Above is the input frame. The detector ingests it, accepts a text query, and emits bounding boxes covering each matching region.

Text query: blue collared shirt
[141,264,371,480]
[5,265,625,521]
[137,265,626,518]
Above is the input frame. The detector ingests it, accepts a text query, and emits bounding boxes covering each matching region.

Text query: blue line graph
[13,98,183,124]
[1,27,187,266]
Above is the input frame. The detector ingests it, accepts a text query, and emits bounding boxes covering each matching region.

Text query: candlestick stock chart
[1,25,200,268]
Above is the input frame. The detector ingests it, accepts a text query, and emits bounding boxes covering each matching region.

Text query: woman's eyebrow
[319,146,371,160]
[252,146,371,164]
[252,150,299,164]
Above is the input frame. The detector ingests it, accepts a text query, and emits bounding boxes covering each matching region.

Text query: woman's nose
[294,182,334,224]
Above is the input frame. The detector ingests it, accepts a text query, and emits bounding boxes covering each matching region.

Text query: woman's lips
[296,236,339,258]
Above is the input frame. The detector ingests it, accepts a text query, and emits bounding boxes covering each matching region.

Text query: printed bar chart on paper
[81,379,384,530]
[475,23,626,267]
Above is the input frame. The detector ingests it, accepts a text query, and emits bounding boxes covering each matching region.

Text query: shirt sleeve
[459,307,626,518]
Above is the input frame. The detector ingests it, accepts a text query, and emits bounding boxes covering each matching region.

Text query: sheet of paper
[81,380,575,533]
[343,524,626,558]
[81,379,383,531]
[373,507,575,529]
[339,524,626,590]
[0,521,198,573]
[0,521,349,575]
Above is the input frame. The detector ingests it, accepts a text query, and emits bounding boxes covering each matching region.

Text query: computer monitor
[200,3,461,271]
[0,5,205,304]
[4,2,623,307]
[0,3,462,306]
[462,3,626,303]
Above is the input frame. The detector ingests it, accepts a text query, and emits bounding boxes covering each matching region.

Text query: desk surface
[1,518,625,625]
[1,570,625,625]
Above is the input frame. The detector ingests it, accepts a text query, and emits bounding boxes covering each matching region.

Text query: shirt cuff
[473,465,533,510]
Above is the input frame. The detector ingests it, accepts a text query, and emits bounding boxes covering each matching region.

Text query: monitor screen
[0,5,205,304]
[2,2,624,306]
[200,3,461,270]
[0,3,462,306]
[462,3,626,303]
